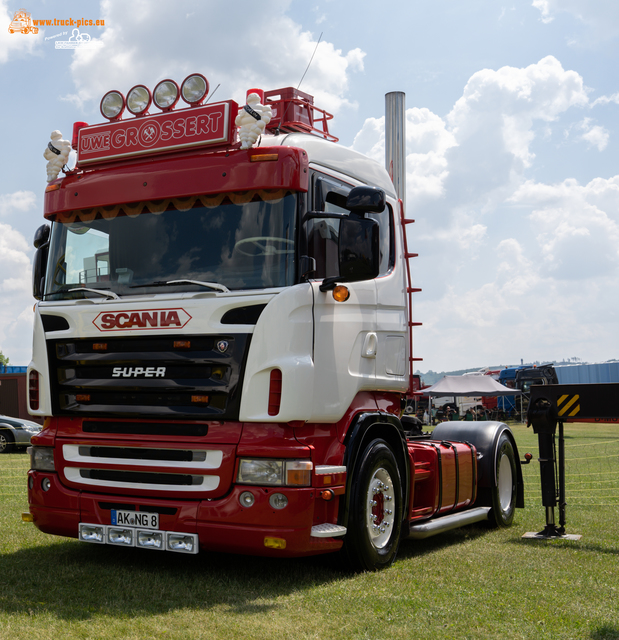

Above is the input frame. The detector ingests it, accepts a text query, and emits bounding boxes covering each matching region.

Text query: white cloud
[532,0,619,40]
[352,56,619,369]
[66,0,364,117]
[0,222,34,365]
[0,1,43,63]
[0,190,37,216]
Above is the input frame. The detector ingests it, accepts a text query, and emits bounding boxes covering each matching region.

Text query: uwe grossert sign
[76,101,237,166]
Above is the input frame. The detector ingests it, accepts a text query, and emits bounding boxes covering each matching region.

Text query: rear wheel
[0,430,14,454]
[343,439,403,571]
[489,434,517,527]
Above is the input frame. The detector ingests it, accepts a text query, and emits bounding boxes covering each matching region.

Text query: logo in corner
[216,340,229,354]
[8,9,39,34]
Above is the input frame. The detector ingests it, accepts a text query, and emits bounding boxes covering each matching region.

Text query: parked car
[0,415,42,453]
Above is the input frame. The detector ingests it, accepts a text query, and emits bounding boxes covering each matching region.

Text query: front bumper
[28,471,344,557]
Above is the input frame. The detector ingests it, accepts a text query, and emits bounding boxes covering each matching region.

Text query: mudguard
[430,421,524,509]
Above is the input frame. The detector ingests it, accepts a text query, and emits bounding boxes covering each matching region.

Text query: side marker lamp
[126,84,152,116]
[153,79,180,111]
[181,73,209,106]
[333,285,350,302]
[250,153,279,162]
[264,537,286,550]
[22,512,33,523]
[100,90,125,120]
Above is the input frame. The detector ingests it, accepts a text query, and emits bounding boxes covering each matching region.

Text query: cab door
[306,173,378,421]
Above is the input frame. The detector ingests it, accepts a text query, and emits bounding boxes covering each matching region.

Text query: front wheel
[489,433,517,527]
[343,439,403,572]
[0,430,14,454]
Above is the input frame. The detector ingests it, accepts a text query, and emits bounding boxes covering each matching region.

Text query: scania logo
[217,340,229,353]
[112,367,166,378]
[93,308,192,331]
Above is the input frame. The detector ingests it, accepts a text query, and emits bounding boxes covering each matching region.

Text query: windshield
[45,190,297,299]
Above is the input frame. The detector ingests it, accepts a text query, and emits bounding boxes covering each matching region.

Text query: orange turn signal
[332,285,350,302]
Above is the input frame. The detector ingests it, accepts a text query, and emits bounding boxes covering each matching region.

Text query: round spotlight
[239,491,255,508]
[153,79,180,111]
[181,73,209,106]
[269,493,288,510]
[100,90,125,120]
[126,84,152,116]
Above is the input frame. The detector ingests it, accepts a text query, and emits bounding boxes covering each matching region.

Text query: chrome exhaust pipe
[407,507,491,540]
[385,91,406,211]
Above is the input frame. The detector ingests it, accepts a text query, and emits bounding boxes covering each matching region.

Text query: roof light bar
[100,90,125,121]
[181,73,209,106]
[126,84,152,116]
[153,79,180,111]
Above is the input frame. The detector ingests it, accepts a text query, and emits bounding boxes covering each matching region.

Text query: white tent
[420,375,520,398]
[419,375,522,423]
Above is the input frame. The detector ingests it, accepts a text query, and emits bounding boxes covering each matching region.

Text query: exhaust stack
[385,92,406,210]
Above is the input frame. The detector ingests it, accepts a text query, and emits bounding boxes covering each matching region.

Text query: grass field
[0,422,618,639]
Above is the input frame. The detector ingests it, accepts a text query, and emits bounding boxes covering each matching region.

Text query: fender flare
[431,421,524,509]
[338,412,410,531]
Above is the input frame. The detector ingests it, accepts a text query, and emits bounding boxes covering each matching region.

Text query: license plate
[111,509,159,529]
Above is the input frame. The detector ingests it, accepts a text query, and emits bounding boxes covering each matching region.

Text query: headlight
[28,446,55,472]
[237,459,312,487]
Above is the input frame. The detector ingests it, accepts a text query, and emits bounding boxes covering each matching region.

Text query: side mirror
[346,186,386,214]
[320,216,379,291]
[32,224,51,300]
[33,224,50,249]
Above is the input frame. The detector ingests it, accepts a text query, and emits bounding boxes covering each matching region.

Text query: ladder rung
[402,218,415,224]
[410,357,423,362]
[408,322,423,327]
[405,252,418,259]
[407,287,422,293]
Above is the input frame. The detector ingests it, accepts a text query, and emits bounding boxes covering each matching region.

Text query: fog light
[269,493,288,510]
[137,530,164,550]
[108,527,134,546]
[41,477,51,492]
[264,537,286,549]
[166,532,198,554]
[239,491,255,508]
[79,523,105,543]
[22,512,33,523]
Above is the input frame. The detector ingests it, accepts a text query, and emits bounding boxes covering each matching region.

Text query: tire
[488,433,517,527]
[0,430,14,454]
[343,439,403,572]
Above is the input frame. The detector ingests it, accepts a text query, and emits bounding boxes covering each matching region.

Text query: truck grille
[47,334,250,420]
[61,443,232,496]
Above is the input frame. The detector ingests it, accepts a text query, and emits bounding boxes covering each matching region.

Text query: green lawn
[0,422,618,640]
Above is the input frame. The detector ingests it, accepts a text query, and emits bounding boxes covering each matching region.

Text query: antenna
[204,83,221,105]
[297,32,323,90]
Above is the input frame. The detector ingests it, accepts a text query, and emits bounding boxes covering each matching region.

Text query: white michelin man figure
[43,130,71,182]
[235,93,272,150]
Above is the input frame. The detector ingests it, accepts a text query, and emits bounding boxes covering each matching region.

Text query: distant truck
[497,362,619,418]
[8,9,39,34]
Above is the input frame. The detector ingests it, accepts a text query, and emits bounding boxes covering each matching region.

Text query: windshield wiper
[67,287,120,300]
[130,279,230,293]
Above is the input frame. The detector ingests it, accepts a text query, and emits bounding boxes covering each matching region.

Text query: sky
[1,0,618,373]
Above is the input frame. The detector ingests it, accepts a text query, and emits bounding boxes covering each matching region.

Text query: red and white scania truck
[26,74,524,570]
